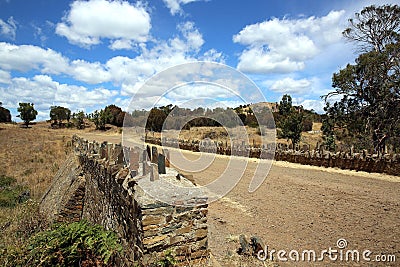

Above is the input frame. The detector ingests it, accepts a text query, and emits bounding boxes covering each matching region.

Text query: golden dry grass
[0,121,124,198]
[0,122,75,199]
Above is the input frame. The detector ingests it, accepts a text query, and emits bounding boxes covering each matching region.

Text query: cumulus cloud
[268,77,312,94]
[298,99,325,114]
[0,74,118,120]
[0,42,70,74]
[0,17,17,40]
[0,18,225,114]
[177,21,204,52]
[233,10,346,74]
[162,0,205,16]
[69,59,111,84]
[56,0,151,49]
[104,21,224,97]
[109,39,133,50]
[0,18,220,88]
[0,69,11,84]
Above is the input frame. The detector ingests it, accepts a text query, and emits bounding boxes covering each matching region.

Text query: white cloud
[0,69,11,84]
[109,39,133,50]
[0,18,221,88]
[56,0,151,49]
[298,99,325,113]
[233,10,346,74]
[0,19,225,114]
[177,21,204,52]
[1,74,118,121]
[162,0,205,16]
[32,23,48,45]
[236,47,305,73]
[70,59,111,84]
[104,21,224,96]
[268,77,312,94]
[0,42,69,74]
[0,17,17,40]
[165,83,236,102]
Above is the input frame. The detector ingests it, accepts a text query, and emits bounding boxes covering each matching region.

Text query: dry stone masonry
[40,135,209,266]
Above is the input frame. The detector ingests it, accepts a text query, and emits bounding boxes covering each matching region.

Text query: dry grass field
[0,122,74,198]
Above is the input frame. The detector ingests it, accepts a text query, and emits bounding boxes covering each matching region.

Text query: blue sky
[0,0,396,121]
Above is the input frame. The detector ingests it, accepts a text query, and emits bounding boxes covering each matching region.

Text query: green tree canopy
[92,109,112,130]
[72,111,85,129]
[17,103,37,127]
[324,4,400,152]
[0,102,12,123]
[50,106,71,126]
[277,95,304,146]
[104,104,125,127]
[279,94,292,116]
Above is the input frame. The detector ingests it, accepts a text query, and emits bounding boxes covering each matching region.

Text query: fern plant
[18,220,122,267]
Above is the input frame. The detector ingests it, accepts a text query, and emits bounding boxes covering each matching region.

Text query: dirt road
[187,155,400,266]
[79,133,400,266]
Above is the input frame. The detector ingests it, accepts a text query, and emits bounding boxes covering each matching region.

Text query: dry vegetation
[0,122,73,265]
[153,122,323,149]
[0,122,75,198]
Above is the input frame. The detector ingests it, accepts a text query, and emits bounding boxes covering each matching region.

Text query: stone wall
[40,155,85,223]
[145,136,400,176]
[40,135,209,266]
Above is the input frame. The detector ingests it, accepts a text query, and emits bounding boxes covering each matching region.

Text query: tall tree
[104,105,123,127]
[50,106,71,127]
[0,102,12,122]
[17,103,37,127]
[73,111,85,129]
[279,94,292,116]
[92,109,112,130]
[343,4,400,52]
[324,4,400,152]
[146,108,167,132]
[279,111,303,146]
[277,95,303,146]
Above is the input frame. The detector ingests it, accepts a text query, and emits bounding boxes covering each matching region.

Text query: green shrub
[0,175,28,207]
[0,175,16,187]
[6,220,122,267]
[157,249,177,267]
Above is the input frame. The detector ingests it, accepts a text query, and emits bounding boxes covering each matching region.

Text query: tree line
[1,98,319,146]
[126,98,320,146]
[0,102,127,130]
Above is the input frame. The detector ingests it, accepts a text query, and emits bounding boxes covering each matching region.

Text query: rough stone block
[146,145,151,161]
[170,235,185,245]
[163,148,170,167]
[150,163,159,181]
[176,225,192,235]
[142,215,164,226]
[143,235,168,246]
[151,146,158,164]
[194,229,207,239]
[158,154,166,174]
